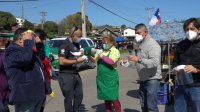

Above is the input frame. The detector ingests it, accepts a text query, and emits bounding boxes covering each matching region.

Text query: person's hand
[120,59,128,64]
[184,65,198,73]
[120,59,130,67]
[128,55,139,62]
[96,49,103,55]
[96,49,103,58]
[22,30,33,40]
[79,48,84,56]
[76,56,86,63]
[172,67,178,75]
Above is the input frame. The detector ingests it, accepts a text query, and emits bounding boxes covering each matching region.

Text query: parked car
[49,37,95,72]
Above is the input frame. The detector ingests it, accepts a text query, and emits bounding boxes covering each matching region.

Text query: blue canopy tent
[115,36,124,42]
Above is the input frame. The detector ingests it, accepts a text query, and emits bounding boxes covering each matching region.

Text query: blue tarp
[115,36,124,41]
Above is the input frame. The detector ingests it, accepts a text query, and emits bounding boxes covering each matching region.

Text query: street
[9,53,174,112]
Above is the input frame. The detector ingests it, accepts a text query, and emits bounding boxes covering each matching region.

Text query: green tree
[58,12,92,35]
[43,21,58,35]
[0,11,16,30]
[23,20,34,30]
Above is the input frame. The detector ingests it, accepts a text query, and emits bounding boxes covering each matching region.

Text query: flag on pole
[149,8,161,26]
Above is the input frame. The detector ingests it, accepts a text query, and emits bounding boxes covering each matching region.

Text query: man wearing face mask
[172,18,200,112]
[122,23,162,112]
[58,27,85,112]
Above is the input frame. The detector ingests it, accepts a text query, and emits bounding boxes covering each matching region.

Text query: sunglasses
[71,26,79,36]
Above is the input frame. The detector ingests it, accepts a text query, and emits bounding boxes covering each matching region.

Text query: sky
[1,0,200,28]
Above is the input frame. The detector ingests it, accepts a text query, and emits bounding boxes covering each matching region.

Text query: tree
[43,21,58,35]
[58,12,92,35]
[23,20,34,30]
[0,11,16,30]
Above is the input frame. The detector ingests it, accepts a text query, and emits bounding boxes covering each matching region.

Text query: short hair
[183,18,200,30]
[34,29,47,40]
[135,23,148,31]
[14,28,28,41]
[103,35,116,45]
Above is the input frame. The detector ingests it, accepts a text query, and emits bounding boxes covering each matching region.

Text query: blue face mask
[103,44,109,50]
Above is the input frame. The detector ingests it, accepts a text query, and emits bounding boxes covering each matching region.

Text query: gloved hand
[81,55,88,62]
[96,49,103,58]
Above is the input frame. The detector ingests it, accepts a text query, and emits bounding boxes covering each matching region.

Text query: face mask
[186,30,197,41]
[134,34,144,43]
[103,44,109,50]
[74,38,81,43]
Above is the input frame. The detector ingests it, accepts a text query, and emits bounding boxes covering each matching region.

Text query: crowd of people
[0,17,200,112]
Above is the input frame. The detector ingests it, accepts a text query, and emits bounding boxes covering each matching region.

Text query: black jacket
[4,40,51,103]
[173,39,200,84]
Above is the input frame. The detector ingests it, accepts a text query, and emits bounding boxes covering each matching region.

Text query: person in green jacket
[96,35,122,112]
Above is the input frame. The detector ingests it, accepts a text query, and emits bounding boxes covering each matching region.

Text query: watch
[138,58,142,63]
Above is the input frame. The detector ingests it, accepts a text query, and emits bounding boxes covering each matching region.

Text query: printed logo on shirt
[73,47,78,51]
[61,49,65,54]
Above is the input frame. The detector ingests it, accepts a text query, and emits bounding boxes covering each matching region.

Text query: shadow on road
[124,108,140,112]
[80,104,88,112]
[91,103,105,112]
[132,80,140,84]
[127,89,140,99]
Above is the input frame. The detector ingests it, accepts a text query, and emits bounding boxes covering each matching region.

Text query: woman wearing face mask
[172,18,200,112]
[96,36,122,112]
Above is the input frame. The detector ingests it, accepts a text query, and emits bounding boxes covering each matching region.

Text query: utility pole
[145,7,153,23]
[40,11,47,30]
[20,0,24,20]
[81,0,87,37]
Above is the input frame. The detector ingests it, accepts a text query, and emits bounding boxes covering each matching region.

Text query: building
[91,25,121,38]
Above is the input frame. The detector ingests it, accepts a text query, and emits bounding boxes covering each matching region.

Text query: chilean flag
[149,8,161,26]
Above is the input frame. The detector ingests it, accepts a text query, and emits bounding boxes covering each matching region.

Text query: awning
[115,36,124,42]
[0,33,14,38]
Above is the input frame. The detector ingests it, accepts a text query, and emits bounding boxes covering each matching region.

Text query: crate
[157,83,168,104]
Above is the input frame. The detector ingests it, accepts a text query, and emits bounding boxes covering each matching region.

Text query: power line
[0,0,37,2]
[101,0,144,22]
[88,0,137,25]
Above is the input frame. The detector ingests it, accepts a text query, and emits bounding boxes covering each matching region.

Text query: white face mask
[134,34,144,43]
[186,30,197,41]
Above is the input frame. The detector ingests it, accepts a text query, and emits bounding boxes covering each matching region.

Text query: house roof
[92,25,120,36]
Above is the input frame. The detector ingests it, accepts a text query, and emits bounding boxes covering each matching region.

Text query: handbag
[72,57,96,72]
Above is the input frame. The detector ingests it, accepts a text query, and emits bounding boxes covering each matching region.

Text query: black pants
[58,72,83,112]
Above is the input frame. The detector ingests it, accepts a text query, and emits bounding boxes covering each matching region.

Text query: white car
[49,37,95,49]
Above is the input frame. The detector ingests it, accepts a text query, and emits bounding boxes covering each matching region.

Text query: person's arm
[101,55,115,65]
[36,43,46,61]
[172,47,180,69]
[58,45,84,65]
[7,40,35,67]
[140,43,161,68]
[100,49,120,65]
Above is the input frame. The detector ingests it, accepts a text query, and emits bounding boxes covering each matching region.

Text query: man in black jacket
[172,18,200,112]
[4,28,51,112]
[58,27,85,112]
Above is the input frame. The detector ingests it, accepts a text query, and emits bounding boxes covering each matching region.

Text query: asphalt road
[9,53,176,112]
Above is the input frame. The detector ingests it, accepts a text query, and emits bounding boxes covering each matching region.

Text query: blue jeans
[139,79,160,112]
[0,101,9,112]
[174,85,200,112]
[14,100,43,112]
